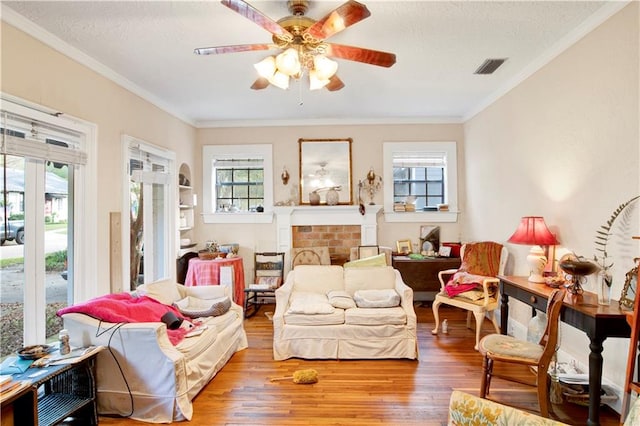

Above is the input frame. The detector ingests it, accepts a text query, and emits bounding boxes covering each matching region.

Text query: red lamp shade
[508,216,559,246]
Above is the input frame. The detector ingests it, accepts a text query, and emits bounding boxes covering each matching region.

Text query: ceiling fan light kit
[195,0,396,92]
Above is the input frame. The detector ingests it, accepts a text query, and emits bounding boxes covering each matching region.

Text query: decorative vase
[326,188,339,206]
[309,191,320,205]
[597,270,612,305]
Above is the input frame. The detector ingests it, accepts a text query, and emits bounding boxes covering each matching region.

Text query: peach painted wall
[463,2,639,406]
[195,123,465,257]
[1,22,197,295]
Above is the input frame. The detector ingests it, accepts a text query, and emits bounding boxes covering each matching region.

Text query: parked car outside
[0,218,25,245]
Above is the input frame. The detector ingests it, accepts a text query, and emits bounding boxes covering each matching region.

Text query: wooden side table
[392,256,461,301]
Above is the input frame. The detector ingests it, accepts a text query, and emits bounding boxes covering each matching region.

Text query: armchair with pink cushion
[431,241,508,350]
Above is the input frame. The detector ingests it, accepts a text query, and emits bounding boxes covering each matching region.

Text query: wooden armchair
[478,288,566,418]
[431,242,508,350]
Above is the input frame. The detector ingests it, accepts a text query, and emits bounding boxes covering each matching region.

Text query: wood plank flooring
[98,304,622,425]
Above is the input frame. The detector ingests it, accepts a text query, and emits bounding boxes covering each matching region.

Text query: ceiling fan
[194,0,396,91]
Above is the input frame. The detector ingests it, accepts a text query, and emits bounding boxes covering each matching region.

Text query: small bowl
[18,344,54,360]
[559,259,599,277]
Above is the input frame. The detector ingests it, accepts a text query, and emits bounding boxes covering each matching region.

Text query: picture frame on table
[438,246,452,257]
[396,239,412,255]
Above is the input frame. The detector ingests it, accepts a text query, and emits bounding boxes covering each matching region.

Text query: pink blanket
[58,293,188,345]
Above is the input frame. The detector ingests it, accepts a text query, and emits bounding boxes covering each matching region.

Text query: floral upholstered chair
[432,241,508,350]
[448,391,568,425]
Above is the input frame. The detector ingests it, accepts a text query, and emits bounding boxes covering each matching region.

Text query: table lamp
[507,216,559,283]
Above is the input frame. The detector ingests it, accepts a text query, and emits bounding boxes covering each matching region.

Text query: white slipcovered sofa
[273,265,418,360]
[60,280,248,423]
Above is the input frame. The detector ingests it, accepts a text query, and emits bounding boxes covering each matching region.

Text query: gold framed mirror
[619,258,639,310]
[299,138,352,205]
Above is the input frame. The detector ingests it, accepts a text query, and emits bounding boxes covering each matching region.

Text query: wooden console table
[392,256,461,301]
[499,275,630,426]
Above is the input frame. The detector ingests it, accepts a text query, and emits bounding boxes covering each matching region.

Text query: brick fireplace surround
[273,205,382,271]
[292,225,361,265]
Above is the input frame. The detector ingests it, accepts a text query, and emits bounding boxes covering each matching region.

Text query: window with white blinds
[1,110,87,165]
[383,141,458,222]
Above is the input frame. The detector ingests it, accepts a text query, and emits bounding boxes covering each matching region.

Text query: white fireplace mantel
[273,205,383,254]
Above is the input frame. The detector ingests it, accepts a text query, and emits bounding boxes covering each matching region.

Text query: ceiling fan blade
[194,43,274,55]
[325,43,396,68]
[305,0,371,40]
[250,77,270,90]
[325,75,345,91]
[221,0,291,38]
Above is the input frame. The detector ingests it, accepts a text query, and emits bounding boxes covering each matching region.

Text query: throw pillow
[257,276,282,289]
[287,292,335,315]
[343,253,387,268]
[459,242,503,277]
[137,279,181,305]
[173,295,231,318]
[353,289,400,308]
[327,290,356,309]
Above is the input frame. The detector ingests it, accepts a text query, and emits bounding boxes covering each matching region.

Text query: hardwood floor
[98,304,622,425]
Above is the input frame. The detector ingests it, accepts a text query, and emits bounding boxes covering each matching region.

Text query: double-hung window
[215,159,264,212]
[202,145,273,224]
[383,141,458,222]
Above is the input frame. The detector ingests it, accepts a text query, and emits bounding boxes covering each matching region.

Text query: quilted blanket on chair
[58,293,188,345]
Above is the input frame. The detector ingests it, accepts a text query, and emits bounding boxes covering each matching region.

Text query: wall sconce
[362,167,382,205]
[281,167,290,185]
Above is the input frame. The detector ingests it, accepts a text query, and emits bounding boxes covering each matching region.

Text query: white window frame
[202,144,273,224]
[383,141,458,223]
[121,135,176,289]
[1,94,98,342]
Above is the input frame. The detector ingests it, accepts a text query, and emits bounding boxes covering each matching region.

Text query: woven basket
[198,251,227,260]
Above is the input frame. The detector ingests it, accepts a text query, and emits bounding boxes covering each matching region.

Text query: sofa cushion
[287,291,335,314]
[137,279,181,305]
[343,253,387,268]
[344,266,396,295]
[327,290,356,309]
[173,296,231,318]
[353,289,400,308]
[344,307,406,325]
[293,265,345,293]
[284,309,345,326]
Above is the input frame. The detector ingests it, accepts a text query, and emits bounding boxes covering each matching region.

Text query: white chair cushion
[344,266,396,295]
[287,291,335,314]
[327,290,356,309]
[353,289,400,308]
[137,279,181,305]
[345,307,406,326]
[292,265,344,293]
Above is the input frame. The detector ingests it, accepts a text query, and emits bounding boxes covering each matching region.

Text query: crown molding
[195,115,464,128]
[1,5,195,127]
[462,0,631,122]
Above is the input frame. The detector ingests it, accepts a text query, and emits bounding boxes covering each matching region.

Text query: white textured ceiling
[1,1,623,127]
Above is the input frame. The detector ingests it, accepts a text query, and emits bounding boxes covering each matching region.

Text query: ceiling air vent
[474,58,507,75]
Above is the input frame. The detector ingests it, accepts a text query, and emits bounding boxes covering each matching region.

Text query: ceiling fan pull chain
[298,78,304,106]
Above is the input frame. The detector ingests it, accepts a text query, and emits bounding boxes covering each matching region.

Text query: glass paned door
[126,140,174,291]
[0,154,71,357]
